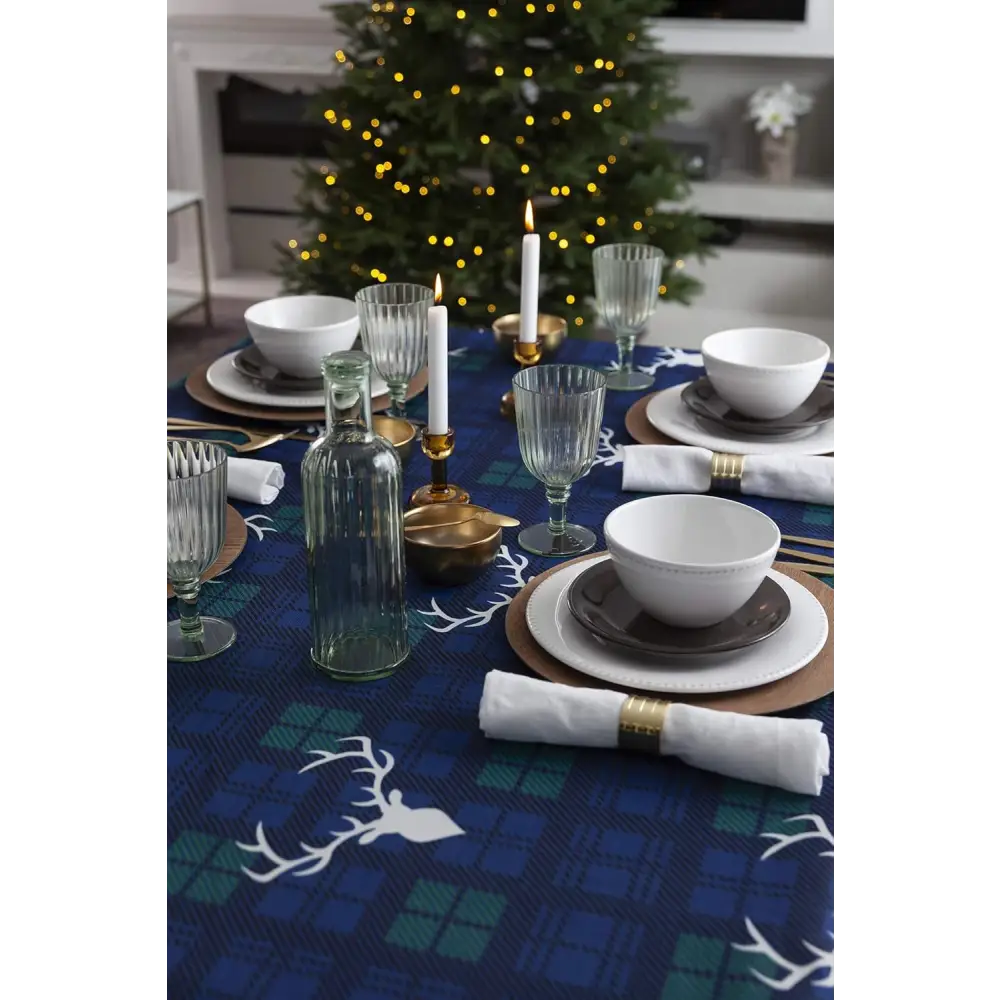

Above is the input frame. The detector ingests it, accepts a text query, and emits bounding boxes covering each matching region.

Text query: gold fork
[167,418,292,453]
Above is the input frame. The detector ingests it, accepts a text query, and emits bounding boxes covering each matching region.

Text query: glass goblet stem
[174,579,206,640]
[616,333,637,376]
[387,382,407,420]
[546,485,571,537]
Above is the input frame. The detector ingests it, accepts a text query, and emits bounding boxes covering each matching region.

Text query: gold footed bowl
[492,313,568,357]
[403,503,503,586]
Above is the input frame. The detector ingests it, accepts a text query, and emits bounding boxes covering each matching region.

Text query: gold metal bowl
[403,503,503,586]
[492,313,568,357]
[373,414,416,464]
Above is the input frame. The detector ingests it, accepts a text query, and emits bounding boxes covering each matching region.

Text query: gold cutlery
[404,511,521,532]
[167,419,293,453]
[782,534,833,549]
[775,560,833,577]
[778,546,834,566]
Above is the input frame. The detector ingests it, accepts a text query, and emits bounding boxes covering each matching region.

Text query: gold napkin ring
[618,695,670,754]
[710,452,745,493]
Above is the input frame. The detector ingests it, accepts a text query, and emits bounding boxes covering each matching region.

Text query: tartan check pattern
[168,329,834,998]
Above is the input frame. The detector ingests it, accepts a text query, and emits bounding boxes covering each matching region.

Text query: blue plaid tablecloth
[168,329,834,1000]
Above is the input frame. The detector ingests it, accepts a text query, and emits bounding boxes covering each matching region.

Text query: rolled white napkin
[622,445,833,504]
[479,671,829,795]
[227,457,285,505]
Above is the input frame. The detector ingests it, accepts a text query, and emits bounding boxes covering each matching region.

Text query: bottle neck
[324,366,374,439]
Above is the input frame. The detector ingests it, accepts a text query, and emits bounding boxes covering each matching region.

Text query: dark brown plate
[231,345,324,393]
[566,560,791,656]
[681,376,834,434]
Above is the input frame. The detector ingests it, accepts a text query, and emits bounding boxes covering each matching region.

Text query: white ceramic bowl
[701,327,830,420]
[244,295,360,379]
[603,494,780,629]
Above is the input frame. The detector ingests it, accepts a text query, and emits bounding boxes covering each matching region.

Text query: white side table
[167,190,212,326]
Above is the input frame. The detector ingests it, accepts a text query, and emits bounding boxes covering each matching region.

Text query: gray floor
[167,298,252,383]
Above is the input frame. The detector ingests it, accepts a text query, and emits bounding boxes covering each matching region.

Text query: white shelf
[168,290,204,321]
[679,171,834,226]
[168,190,202,215]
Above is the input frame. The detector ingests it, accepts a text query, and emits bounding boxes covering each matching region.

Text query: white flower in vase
[747,81,814,139]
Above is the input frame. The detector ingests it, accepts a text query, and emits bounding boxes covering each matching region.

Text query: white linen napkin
[622,445,833,504]
[479,671,830,795]
[228,457,285,505]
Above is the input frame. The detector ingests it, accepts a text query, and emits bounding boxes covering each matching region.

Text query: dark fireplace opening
[218,75,329,158]
[655,1,807,19]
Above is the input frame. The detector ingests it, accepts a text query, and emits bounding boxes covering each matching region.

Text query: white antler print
[636,346,703,375]
[759,814,834,860]
[733,919,834,991]
[416,546,532,632]
[244,514,276,541]
[592,427,625,468]
[237,737,464,883]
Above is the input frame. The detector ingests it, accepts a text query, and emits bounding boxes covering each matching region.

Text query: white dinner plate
[526,556,828,694]
[647,382,834,456]
[205,351,388,409]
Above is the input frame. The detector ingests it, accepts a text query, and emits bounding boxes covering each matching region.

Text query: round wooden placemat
[504,553,833,714]
[185,362,429,424]
[167,505,248,599]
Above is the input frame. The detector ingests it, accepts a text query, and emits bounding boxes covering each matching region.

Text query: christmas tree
[279,0,712,332]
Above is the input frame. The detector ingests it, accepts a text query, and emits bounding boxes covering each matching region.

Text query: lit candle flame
[434,272,443,303]
[524,199,534,233]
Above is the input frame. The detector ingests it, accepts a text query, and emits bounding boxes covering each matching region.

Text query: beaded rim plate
[681,376,834,435]
[566,559,791,656]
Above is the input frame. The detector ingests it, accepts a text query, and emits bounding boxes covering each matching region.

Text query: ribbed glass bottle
[302,351,409,680]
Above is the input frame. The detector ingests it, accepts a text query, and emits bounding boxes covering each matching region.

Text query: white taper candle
[519,200,540,343]
[427,273,449,435]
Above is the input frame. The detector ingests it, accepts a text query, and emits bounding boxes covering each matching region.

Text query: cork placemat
[167,505,247,599]
[504,553,833,714]
[185,363,429,424]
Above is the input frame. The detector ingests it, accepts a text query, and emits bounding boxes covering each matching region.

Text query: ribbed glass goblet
[513,364,607,557]
[167,440,237,662]
[356,282,434,420]
[593,243,665,392]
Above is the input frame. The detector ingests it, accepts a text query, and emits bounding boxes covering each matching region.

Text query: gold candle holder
[409,428,471,508]
[499,339,544,420]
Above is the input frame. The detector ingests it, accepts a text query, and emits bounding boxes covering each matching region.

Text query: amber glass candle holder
[500,339,544,420]
[409,428,472,507]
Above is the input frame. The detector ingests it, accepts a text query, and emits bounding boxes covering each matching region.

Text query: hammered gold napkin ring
[618,695,671,754]
[710,452,745,493]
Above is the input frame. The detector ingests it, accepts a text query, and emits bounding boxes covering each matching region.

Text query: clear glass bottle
[302,351,409,680]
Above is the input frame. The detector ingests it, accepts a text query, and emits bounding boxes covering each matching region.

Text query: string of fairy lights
[292,1,683,320]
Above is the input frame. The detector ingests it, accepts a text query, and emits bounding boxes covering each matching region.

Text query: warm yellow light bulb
[443,236,454,246]
[335,49,346,62]
[566,294,576,304]
[548,231,557,240]
[393,180,402,190]
[355,206,364,215]
[560,185,570,196]
[487,304,497,313]
[403,14,411,23]
[457,259,466,268]
[362,130,372,140]
[413,90,422,99]
[550,186,559,196]
[520,164,530,174]
[378,272,387,282]
[428,235,438,245]
[393,72,404,81]
[300,250,310,260]
[593,104,602,113]
[288,239,298,248]
[558,238,569,249]
[373,138,383,147]
[488,6,498,15]
[407,6,415,13]
[377,56,385,65]
[318,233,327,242]
[473,245,483,255]
[659,284,667,295]
[494,66,504,76]
[585,234,595,243]
[480,134,490,144]
[456,8,466,18]
[574,65,584,74]
[608,155,617,164]
[587,182,597,192]
[473,185,482,195]
[575,316,584,326]
[633,221,643,230]
[525,115,535,125]
[363,212,373,221]
[370,267,380,278]
[594,58,604,68]
[598,164,607,174]
[606,60,615,69]
[603,97,612,107]
[419,185,429,195]
[450,84,461,94]
[323,109,335,120]
[515,135,525,144]
[524,67,533,77]
[458,296,468,306]
[526,2,536,11]
[572,0,582,8]
[486,185,495,196]
[342,119,352,129]
[326,175,335,185]
[547,2,555,9]
[561,110,571,120]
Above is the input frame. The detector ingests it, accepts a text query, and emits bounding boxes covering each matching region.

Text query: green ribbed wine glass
[167,440,237,662]
[512,364,607,557]
[593,242,666,391]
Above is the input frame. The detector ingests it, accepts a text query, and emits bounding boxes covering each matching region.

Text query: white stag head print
[237,736,465,883]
